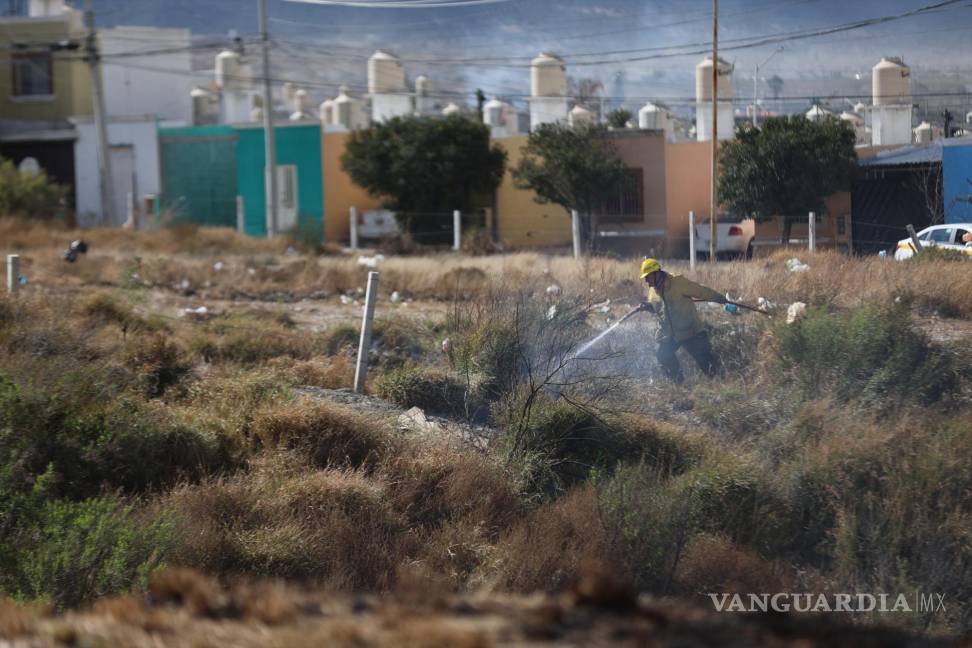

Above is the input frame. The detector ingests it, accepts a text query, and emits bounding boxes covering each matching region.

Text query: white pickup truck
[693,214,756,260]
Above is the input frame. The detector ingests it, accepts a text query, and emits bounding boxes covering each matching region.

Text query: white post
[571,209,581,258]
[124,192,135,229]
[689,210,696,273]
[236,195,245,234]
[6,254,19,295]
[808,211,816,252]
[453,209,461,251]
[350,206,359,250]
[353,271,379,394]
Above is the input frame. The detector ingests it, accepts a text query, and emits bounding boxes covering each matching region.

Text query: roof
[860,137,972,167]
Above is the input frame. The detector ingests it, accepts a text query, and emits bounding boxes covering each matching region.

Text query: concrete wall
[493,135,572,248]
[101,26,193,124]
[663,140,711,257]
[943,142,972,224]
[73,116,160,226]
[322,131,382,244]
[0,13,91,121]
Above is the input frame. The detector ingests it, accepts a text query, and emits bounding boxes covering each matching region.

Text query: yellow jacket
[646,273,725,342]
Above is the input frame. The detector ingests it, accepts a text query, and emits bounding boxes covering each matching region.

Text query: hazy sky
[83,0,972,107]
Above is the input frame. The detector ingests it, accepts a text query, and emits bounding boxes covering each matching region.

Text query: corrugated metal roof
[860,137,972,167]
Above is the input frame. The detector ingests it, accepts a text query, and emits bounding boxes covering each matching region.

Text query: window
[928,228,952,244]
[12,52,53,97]
[954,228,972,245]
[601,168,643,223]
[917,229,930,241]
[2,0,28,16]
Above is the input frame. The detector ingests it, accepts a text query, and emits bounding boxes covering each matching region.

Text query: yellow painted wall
[322,130,382,244]
[0,14,92,121]
[493,135,572,248]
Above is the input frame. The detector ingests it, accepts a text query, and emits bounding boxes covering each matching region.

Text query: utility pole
[710,0,718,262]
[84,0,114,226]
[753,46,783,128]
[943,109,953,138]
[258,0,279,238]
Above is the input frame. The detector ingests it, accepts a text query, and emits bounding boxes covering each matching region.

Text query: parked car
[694,214,756,260]
[893,223,972,260]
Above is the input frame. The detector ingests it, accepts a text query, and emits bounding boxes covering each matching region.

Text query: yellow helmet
[640,258,661,279]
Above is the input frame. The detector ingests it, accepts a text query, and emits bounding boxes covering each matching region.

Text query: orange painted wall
[493,135,573,248]
[663,140,712,257]
[322,131,383,244]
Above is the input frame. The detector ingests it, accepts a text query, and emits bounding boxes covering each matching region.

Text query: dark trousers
[657,332,719,383]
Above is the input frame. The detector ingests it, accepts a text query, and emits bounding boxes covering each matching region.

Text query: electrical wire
[284,0,516,8]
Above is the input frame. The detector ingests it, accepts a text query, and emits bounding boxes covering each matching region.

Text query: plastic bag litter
[545,284,561,295]
[390,291,402,303]
[357,254,385,268]
[546,305,558,320]
[339,295,353,305]
[441,338,452,354]
[785,258,810,273]
[786,302,807,324]
[213,261,225,272]
[757,297,775,311]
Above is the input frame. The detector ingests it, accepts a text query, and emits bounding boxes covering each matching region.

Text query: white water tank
[805,104,831,122]
[368,50,406,95]
[333,86,366,130]
[914,121,933,143]
[190,86,218,125]
[483,98,504,127]
[873,57,910,105]
[695,55,732,101]
[216,50,248,91]
[320,99,334,125]
[531,53,567,98]
[568,104,594,127]
[293,88,310,113]
[854,101,868,114]
[415,74,435,115]
[966,110,972,124]
[442,102,461,116]
[638,102,666,129]
[840,110,862,125]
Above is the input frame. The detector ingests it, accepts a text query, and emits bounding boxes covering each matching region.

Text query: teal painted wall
[159,125,239,227]
[235,123,324,238]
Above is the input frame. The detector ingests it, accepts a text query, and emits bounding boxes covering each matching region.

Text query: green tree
[718,116,857,243]
[607,108,633,129]
[341,115,507,242]
[512,123,629,249]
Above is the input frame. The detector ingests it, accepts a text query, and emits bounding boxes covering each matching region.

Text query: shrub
[250,398,389,469]
[374,365,473,418]
[0,495,174,609]
[125,334,191,397]
[165,456,409,587]
[0,159,66,218]
[774,303,958,408]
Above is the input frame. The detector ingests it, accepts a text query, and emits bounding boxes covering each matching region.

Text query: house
[854,139,972,254]
[158,122,323,237]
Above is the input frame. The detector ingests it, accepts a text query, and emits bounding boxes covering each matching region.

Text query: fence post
[808,211,816,252]
[906,224,923,256]
[453,209,461,251]
[349,206,359,250]
[571,209,581,258]
[353,271,380,394]
[689,210,696,272]
[124,192,137,230]
[6,254,19,295]
[236,196,245,234]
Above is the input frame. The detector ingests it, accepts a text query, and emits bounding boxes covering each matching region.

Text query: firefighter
[638,258,726,383]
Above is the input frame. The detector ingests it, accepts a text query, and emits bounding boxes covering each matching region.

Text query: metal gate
[159,128,239,227]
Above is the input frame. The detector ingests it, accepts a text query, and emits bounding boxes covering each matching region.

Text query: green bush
[774,303,958,408]
[0,494,174,609]
[374,365,473,418]
[0,370,226,500]
[0,158,66,218]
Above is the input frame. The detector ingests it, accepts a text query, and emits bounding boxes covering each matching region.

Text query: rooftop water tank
[805,104,831,121]
[873,57,910,106]
[216,49,248,91]
[638,102,667,129]
[368,50,406,95]
[914,120,933,143]
[483,98,505,127]
[568,104,594,127]
[333,86,362,129]
[320,99,334,125]
[442,102,461,116]
[415,74,430,95]
[840,110,862,125]
[531,52,567,98]
[854,101,868,114]
[695,55,732,102]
